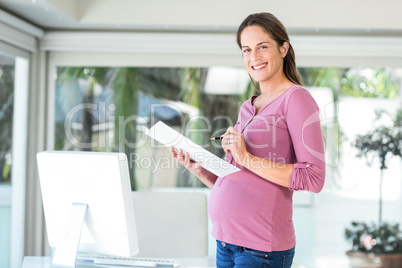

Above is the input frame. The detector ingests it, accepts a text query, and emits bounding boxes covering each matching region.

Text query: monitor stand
[52,203,88,268]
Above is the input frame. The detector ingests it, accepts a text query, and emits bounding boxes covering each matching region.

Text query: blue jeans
[216,240,295,268]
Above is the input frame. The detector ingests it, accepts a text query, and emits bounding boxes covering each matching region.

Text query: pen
[209,136,223,141]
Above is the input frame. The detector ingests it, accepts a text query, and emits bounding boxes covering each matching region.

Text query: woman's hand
[169,146,218,188]
[169,146,203,175]
[222,126,250,165]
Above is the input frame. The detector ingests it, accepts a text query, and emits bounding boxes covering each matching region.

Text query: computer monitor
[37,151,139,267]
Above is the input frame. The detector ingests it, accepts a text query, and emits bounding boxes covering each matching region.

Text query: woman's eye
[259,46,267,50]
[243,49,250,54]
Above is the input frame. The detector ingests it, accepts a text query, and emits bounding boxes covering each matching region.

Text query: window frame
[0,41,30,268]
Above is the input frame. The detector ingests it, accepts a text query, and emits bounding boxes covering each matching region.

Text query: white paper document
[145,121,240,178]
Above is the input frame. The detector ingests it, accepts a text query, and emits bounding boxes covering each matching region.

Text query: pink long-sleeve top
[208,85,325,252]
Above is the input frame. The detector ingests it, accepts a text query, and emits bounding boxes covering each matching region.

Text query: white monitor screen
[37,151,139,262]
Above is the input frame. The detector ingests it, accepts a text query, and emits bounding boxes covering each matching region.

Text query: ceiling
[1,0,402,36]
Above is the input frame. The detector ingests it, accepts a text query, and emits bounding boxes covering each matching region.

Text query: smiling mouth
[252,63,268,70]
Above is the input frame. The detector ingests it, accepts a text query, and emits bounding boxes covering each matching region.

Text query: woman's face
[240,25,286,85]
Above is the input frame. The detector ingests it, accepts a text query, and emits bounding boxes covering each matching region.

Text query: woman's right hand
[169,146,203,175]
[168,146,218,188]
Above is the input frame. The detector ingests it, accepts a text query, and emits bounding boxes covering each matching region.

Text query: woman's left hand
[222,126,249,164]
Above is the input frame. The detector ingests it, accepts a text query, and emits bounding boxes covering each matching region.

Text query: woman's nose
[250,50,260,61]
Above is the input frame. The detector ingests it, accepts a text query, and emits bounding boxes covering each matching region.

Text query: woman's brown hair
[236,12,303,86]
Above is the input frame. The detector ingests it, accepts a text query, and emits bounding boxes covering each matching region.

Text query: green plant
[353,109,402,224]
[346,109,402,256]
[345,221,402,254]
[340,68,399,98]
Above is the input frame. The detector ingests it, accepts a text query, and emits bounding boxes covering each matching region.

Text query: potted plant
[345,222,402,268]
[344,109,402,268]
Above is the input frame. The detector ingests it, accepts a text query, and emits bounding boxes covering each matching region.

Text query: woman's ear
[281,42,290,58]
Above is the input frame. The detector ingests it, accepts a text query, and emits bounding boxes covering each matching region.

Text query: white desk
[22,256,216,268]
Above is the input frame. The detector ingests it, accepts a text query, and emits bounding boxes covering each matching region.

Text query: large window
[54,66,251,190]
[54,66,401,191]
[299,67,401,196]
[0,54,14,185]
[296,67,402,266]
[0,52,15,268]
[0,49,29,268]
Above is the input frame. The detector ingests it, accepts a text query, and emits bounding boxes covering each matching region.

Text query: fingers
[177,148,184,160]
[223,126,240,142]
[183,152,200,169]
[221,136,231,154]
[222,134,238,147]
[225,126,238,135]
[169,147,201,169]
[183,152,190,165]
[169,147,184,162]
[169,146,177,158]
[222,126,245,155]
[222,129,234,154]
